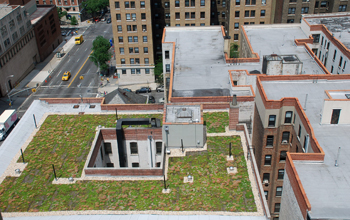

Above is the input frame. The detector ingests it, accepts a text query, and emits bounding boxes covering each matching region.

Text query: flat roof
[304,13,350,49]
[244,25,327,75]
[30,7,52,25]
[165,105,201,123]
[261,79,350,219]
[0,4,15,19]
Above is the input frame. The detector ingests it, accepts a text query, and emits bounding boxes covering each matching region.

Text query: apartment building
[35,0,84,22]
[111,0,155,86]
[274,0,350,23]
[0,3,39,97]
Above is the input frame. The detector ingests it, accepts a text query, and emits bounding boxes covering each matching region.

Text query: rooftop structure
[165,105,202,123]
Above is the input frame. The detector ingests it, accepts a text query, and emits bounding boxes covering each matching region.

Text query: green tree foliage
[154,58,163,84]
[83,0,109,17]
[58,8,67,21]
[70,16,78,25]
[90,36,112,71]
[230,43,239,58]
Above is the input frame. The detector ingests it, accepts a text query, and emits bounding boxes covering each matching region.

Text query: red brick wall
[101,104,164,111]
[85,168,163,176]
[170,96,254,103]
[124,128,162,140]
[229,106,239,130]
[101,129,116,140]
[40,98,104,104]
[88,132,103,167]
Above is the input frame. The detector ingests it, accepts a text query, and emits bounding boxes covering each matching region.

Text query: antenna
[303,94,308,110]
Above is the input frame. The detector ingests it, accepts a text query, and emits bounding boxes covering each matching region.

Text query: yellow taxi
[62,71,71,81]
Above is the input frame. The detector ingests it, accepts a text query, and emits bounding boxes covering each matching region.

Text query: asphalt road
[18,21,113,116]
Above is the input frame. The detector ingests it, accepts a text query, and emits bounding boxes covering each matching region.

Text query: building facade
[0,4,39,97]
[34,0,85,22]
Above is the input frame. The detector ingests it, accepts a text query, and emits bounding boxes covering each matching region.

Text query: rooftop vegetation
[0,114,255,212]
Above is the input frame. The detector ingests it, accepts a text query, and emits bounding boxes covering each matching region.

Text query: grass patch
[203,112,229,133]
[0,115,255,212]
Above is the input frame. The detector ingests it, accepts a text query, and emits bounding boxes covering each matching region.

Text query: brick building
[34,0,85,22]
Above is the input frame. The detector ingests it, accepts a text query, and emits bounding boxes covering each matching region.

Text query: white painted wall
[162,124,205,148]
[117,68,155,86]
[321,100,350,124]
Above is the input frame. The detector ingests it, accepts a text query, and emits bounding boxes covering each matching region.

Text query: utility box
[163,104,205,148]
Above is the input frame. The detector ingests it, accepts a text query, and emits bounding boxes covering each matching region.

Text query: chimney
[229,95,239,130]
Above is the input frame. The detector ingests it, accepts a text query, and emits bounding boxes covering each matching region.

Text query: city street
[18,21,113,115]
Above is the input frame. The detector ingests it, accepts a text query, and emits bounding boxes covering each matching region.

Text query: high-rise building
[34,0,85,22]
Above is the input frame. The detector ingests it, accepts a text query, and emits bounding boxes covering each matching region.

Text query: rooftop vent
[345,94,350,99]
[283,56,297,62]
[176,108,192,118]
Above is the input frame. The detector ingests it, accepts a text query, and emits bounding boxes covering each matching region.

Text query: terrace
[0,100,266,219]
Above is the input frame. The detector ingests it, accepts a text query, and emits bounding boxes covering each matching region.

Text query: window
[264,155,272,165]
[343,61,347,70]
[132,25,137,31]
[201,0,205,6]
[131,69,135,74]
[118,36,123,43]
[125,1,130,8]
[128,36,132,42]
[191,0,195,6]
[130,1,135,8]
[280,151,287,162]
[135,58,139,64]
[234,34,239,40]
[126,13,131,20]
[245,0,256,5]
[222,12,225,18]
[144,47,148,53]
[278,169,284,180]
[264,191,268,200]
[339,5,347,12]
[339,56,343,67]
[290,0,296,2]
[176,12,180,19]
[156,142,162,154]
[143,36,148,42]
[263,173,270,181]
[165,50,169,59]
[117,25,122,31]
[250,10,255,17]
[133,36,138,42]
[285,111,293,123]
[331,109,341,124]
[268,115,276,127]
[201,12,205,18]
[175,0,180,7]
[127,25,132,31]
[142,25,147,32]
[165,2,169,8]
[276,187,283,197]
[121,58,125,64]
[185,12,190,19]
[320,1,327,7]
[236,0,240,5]
[288,7,296,14]
[191,12,195,19]
[166,64,170,72]
[132,163,139,167]
[333,50,337,60]
[119,47,124,54]
[131,13,136,20]
[17,14,22,23]
[136,69,140,74]
[235,11,240,17]
[261,10,265,16]
[165,13,170,19]
[274,203,280,213]
[260,21,265,24]
[331,65,334,73]
[116,14,121,20]
[9,20,15,31]
[245,10,249,17]
[104,143,112,154]
[145,69,150,74]
[301,7,309,14]
[130,58,135,64]
[140,1,145,8]
[262,0,266,4]
[122,69,126,74]
[266,135,274,146]
[222,1,226,6]
[134,47,139,53]
[141,13,146,19]
[145,58,149,64]
[282,132,290,143]
[185,0,189,6]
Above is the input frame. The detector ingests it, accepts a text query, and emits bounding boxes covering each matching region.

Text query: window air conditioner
[282,140,288,144]
[263,180,269,185]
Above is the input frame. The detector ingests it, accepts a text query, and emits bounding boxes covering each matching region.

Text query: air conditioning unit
[282,140,288,144]
[143,29,146,32]
[133,18,136,21]
[263,180,269,185]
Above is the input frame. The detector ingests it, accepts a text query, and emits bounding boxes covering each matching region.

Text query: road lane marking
[85,48,87,51]
[77,58,80,62]
[68,51,93,88]
[77,48,80,52]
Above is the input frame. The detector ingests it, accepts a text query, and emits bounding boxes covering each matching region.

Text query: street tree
[154,58,163,84]
[83,0,109,18]
[70,16,78,25]
[90,36,112,72]
[58,8,67,21]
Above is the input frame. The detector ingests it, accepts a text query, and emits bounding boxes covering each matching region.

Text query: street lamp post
[5,75,14,105]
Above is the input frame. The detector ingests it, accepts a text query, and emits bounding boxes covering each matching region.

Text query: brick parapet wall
[229,106,239,130]
[40,98,104,104]
[101,104,164,111]
[124,128,162,140]
[88,132,103,167]
[170,96,254,103]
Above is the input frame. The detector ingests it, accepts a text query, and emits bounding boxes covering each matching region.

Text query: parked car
[136,87,151,93]
[159,97,165,104]
[148,96,155,103]
[122,88,132,92]
[106,18,111,23]
[62,71,71,81]
[156,85,164,92]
